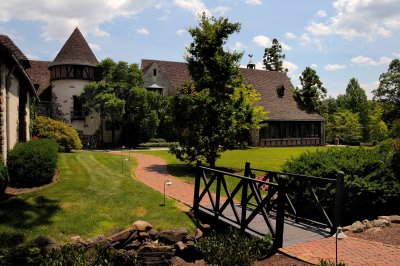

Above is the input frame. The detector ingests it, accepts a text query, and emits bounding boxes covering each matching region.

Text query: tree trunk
[112,120,115,148]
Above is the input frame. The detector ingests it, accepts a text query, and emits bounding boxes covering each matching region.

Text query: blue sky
[1,0,399,98]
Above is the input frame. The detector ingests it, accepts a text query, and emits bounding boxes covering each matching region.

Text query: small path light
[334,226,347,265]
[162,179,173,206]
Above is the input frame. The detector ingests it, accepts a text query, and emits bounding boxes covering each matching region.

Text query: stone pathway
[123,151,400,266]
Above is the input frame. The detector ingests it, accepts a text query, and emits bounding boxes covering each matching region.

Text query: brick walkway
[124,151,400,266]
[280,235,400,266]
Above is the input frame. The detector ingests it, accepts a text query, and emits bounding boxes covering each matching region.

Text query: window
[153,69,157,76]
[72,95,84,119]
[73,66,83,78]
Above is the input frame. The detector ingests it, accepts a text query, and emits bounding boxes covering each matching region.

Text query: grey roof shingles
[141,59,324,122]
[50,27,98,67]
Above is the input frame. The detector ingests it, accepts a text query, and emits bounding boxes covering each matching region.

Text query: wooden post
[274,175,286,249]
[244,162,251,177]
[193,160,202,212]
[333,171,345,234]
[215,173,222,219]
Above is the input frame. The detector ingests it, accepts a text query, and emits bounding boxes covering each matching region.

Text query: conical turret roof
[50,27,98,67]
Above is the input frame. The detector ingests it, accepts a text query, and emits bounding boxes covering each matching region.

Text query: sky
[1,0,399,98]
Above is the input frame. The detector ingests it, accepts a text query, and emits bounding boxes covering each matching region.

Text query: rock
[372,218,390,228]
[131,220,153,232]
[139,232,150,239]
[175,241,186,251]
[378,216,391,222]
[71,235,86,245]
[31,236,59,252]
[366,227,382,234]
[86,235,110,248]
[362,219,373,229]
[389,215,400,223]
[171,256,189,266]
[114,249,138,265]
[148,229,159,240]
[124,240,141,250]
[123,231,138,246]
[342,225,351,232]
[351,221,365,233]
[186,241,195,248]
[137,243,174,265]
[194,228,203,240]
[199,223,210,230]
[159,228,189,243]
[108,228,132,243]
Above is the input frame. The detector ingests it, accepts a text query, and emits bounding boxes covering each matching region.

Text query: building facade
[0,35,37,160]
[141,59,326,147]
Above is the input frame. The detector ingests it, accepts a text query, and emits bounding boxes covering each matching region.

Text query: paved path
[125,152,400,266]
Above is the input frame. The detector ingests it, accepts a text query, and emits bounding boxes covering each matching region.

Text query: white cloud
[351,55,392,66]
[285,32,296,40]
[0,0,156,41]
[245,0,262,5]
[283,61,299,79]
[306,0,400,41]
[361,80,379,98]
[281,42,291,51]
[176,29,186,36]
[315,10,327,18]
[324,64,346,71]
[88,43,101,51]
[212,6,229,16]
[136,28,149,35]
[232,41,244,51]
[310,63,318,69]
[253,35,271,47]
[173,0,210,16]
[299,33,325,52]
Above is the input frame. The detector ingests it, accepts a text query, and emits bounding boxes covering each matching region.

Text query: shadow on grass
[0,196,61,248]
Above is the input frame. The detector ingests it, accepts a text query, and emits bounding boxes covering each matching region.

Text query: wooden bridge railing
[245,162,344,234]
[193,161,287,249]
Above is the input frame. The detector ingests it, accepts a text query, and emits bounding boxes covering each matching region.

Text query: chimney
[247,54,255,69]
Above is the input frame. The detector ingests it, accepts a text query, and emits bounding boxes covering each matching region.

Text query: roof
[50,27,98,67]
[141,59,325,122]
[0,35,30,68]
[27,60,51,95]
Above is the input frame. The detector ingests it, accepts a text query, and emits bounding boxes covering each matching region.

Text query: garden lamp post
[335,226,347,265]
[163,179,172,206]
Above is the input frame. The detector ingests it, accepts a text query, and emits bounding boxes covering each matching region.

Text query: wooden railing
[193,161,287,249]
[245,162,344,234]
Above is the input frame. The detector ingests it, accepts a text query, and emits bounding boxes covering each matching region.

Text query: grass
[0,151,195,249]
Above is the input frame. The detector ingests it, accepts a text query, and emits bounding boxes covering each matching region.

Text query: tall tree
[170,14,267,167]
[263,39,286,72]
[295,67,327,114]
[327,109,362,144]
[373,59,400,125]
[368,102,388,142]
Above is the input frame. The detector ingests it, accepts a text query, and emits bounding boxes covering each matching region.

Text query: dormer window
[277,85,285,97]
[153,69,157,76]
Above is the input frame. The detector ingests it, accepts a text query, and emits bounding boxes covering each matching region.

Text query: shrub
[282,144,400,224]
[0,159,8,194]
[33,116,83,152]
[138,141,179,148]
[7,139,58,188]
[196,227,272,266]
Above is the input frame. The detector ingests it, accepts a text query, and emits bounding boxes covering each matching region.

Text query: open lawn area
[0,151,194,249]
[138,146,329,184]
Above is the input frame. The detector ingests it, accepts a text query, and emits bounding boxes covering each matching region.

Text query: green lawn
[138,146,328,184]
[0,151,194,249]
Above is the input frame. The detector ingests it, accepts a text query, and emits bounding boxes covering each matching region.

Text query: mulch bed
[346,223,400,246]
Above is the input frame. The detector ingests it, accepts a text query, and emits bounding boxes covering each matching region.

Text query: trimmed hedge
[282,142,400,224]
[33,116,83,152]
[7,139,59,188]
[0,159,8,194]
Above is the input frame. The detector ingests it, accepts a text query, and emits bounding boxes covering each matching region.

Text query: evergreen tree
[262,39,286,72]
[295,67,327,114]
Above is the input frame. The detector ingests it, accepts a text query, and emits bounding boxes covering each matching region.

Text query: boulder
[86,235,110,248]
[366,227,382,234]
[71,235,86,245]
[175,241,186,251]
[389,215,400,224]
[124,240,142,250]
[372,218,390,228]
[148,228,159,240]
[159,228,189,243]
[31,236,59,252]
[378,216,391,222]
[137,243,174,265]
[350,221,365,233]
[108,228,133,243]
[342,225,351,232]
[194,228,203,240]
[361,219,373,229]
[131,220,153,232]
[139,232,150,239]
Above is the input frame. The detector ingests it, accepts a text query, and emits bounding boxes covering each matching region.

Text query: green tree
[327,109,362,144]
[263,39,286,72]
[373,59,400,125]
[368,104,388,142]
[81,58,144,147]
[295,67,327,114]
[170,14,267,167]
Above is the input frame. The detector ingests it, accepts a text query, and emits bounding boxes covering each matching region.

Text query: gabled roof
[141,59,324,122]
[27,60,51,95]
[50,27,98,67]
[0,35,30,68]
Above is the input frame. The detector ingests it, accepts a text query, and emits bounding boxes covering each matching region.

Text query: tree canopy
[295,67,327,114]
[169,14,267,167]
[262,39,286,72]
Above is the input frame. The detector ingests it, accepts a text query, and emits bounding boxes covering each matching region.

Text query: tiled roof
[27,60,51,95]
[0,35,30,68]
[50,27,98,67]
[141,59,324,122]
